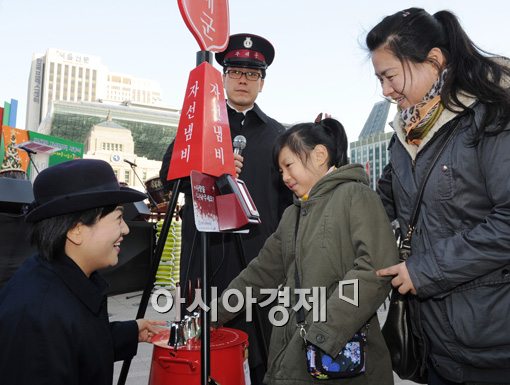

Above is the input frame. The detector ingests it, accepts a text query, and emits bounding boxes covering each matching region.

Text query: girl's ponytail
[319,118,348,167]
[273,118,349,169]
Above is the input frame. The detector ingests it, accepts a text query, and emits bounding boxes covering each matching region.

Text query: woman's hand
[234,153,244,178]
[136,319,167,342]
[377,262,417,295]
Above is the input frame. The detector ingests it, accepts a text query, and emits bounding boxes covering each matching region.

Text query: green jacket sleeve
[215,211,290,325]
[305,186,398,356]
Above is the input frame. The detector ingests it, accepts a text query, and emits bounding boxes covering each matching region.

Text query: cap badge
[243,37,253,48]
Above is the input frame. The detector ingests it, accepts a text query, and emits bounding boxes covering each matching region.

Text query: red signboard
[190,170,220,232]
[190,171,260,232]
[167,61,235,181]
[177,0,230,52]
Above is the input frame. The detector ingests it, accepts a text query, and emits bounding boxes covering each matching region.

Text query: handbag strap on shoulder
[403,119,461,245]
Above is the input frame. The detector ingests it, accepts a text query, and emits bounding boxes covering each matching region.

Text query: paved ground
[109,290,417,385]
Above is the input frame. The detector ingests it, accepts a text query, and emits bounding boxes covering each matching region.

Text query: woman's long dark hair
[273,118,348,169]
[366,8,510,142]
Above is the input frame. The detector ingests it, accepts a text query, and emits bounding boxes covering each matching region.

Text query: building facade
[26,48,162,131]
[84,115,162,190]
[40,100,179,163]
[350,100,394,190]
[106,72,161,106]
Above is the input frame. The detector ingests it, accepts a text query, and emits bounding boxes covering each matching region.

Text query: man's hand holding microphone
[233,135,246,178]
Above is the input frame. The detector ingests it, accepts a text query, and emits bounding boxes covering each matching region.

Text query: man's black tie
[228,109,245,131]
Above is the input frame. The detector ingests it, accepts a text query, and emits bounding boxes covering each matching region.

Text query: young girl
[367,8,510,385]
[215,118,398,385]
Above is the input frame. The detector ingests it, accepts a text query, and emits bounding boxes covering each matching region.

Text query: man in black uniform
[160,33,292,385]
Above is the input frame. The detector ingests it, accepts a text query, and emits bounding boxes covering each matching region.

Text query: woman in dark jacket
[366,8,510,385]
[0,159,163,385]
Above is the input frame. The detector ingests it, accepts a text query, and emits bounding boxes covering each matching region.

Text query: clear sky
[1,0,508,141]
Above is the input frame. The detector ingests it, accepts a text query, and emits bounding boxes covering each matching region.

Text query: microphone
[233,135,247,156]
[18,145,37,155]
[124,159,137,167]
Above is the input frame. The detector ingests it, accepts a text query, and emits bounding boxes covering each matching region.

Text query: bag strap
[294,206,371,338]
[294,211,307,331]
[401,119,461,248]
[290,124,466,329]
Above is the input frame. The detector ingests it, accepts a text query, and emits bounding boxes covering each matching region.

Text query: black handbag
[381,121,461,383]
[382,252,427,382]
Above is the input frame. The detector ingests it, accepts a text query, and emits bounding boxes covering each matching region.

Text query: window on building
[63,65,69,98]
[101,142,123,152]
[124,170,130,184]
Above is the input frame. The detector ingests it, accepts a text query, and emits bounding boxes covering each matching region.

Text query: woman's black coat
[0,255,138,385]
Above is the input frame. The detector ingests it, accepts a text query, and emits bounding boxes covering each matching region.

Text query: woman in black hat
[0,159,164,385]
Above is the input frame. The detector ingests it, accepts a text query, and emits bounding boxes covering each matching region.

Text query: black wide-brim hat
[25,158,147,223]
[215,33,275,70]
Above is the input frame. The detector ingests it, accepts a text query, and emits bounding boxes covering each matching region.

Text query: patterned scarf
[400,69,448,145]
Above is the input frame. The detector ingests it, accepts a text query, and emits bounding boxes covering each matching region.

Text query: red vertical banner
[167,61,235,181]
[177,0,230,52]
